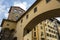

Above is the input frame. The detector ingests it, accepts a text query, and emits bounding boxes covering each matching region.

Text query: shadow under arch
[24,8,60,36]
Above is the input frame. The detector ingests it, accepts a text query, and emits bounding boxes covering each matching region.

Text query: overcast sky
[0,0,36,25]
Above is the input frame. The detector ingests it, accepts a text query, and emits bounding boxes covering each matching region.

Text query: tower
[8,6,25,21]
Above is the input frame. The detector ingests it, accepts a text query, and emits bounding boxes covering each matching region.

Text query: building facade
[1,28,16,40]
[24,18,59,40]
[1,0,60,40]
[15,0,60,40]
[0,6,25,40]
[8,6,25,21]
[1,6,25,29]
[1,19,17,30]
[43,19,58,40]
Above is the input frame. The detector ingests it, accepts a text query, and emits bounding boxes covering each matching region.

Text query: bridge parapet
[16,0,60,40]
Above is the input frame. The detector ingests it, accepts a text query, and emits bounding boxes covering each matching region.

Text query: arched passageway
[24,8,60,36]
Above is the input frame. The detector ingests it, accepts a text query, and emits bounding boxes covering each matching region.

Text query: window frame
[46,0,51,3]
[34,7,37,13]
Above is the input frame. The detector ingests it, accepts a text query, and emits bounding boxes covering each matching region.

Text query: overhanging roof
[1,19,17,27]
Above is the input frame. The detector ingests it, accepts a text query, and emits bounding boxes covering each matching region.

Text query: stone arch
[24,8,60,36]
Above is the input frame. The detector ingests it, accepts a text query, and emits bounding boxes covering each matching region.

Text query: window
[52,35,54,38]
[34,32,36,37]
[16,16,18,20]
[54,25,57,27]
[21,19,23,23]
[51,30,53,33]
[47,33,49,36]
[34,7,37,13]
[14,10,17,12]
[41,32,43,36]
[49,29,51,32]
[14,10,17,13]
[41,38,45,40]
[50,34,52,37]
[46,0,51,3]
[48,25,50,27]
[19,11,22,13]
[7,24,9,26]
[26,14,28,19]
[55,36,57,38]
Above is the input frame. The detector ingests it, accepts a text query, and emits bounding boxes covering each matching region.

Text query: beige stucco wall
[16,0,60,40]
[38,23,46,40]
[45,20,58,40]
[58,25,60,35]
[2,21,16,30]
[24,31,32,40]
[24,19,59,40]
[15,21,23,40]
[18,0,60,29]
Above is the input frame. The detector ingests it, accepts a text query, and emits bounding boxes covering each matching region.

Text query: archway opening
[23,8,60,36]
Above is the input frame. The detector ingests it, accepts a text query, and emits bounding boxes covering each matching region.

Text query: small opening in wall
[46,0,51,3]
[26,14,28,19]
[34,7,37,13]
[21,19,23,23]
[7,24,9,26]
